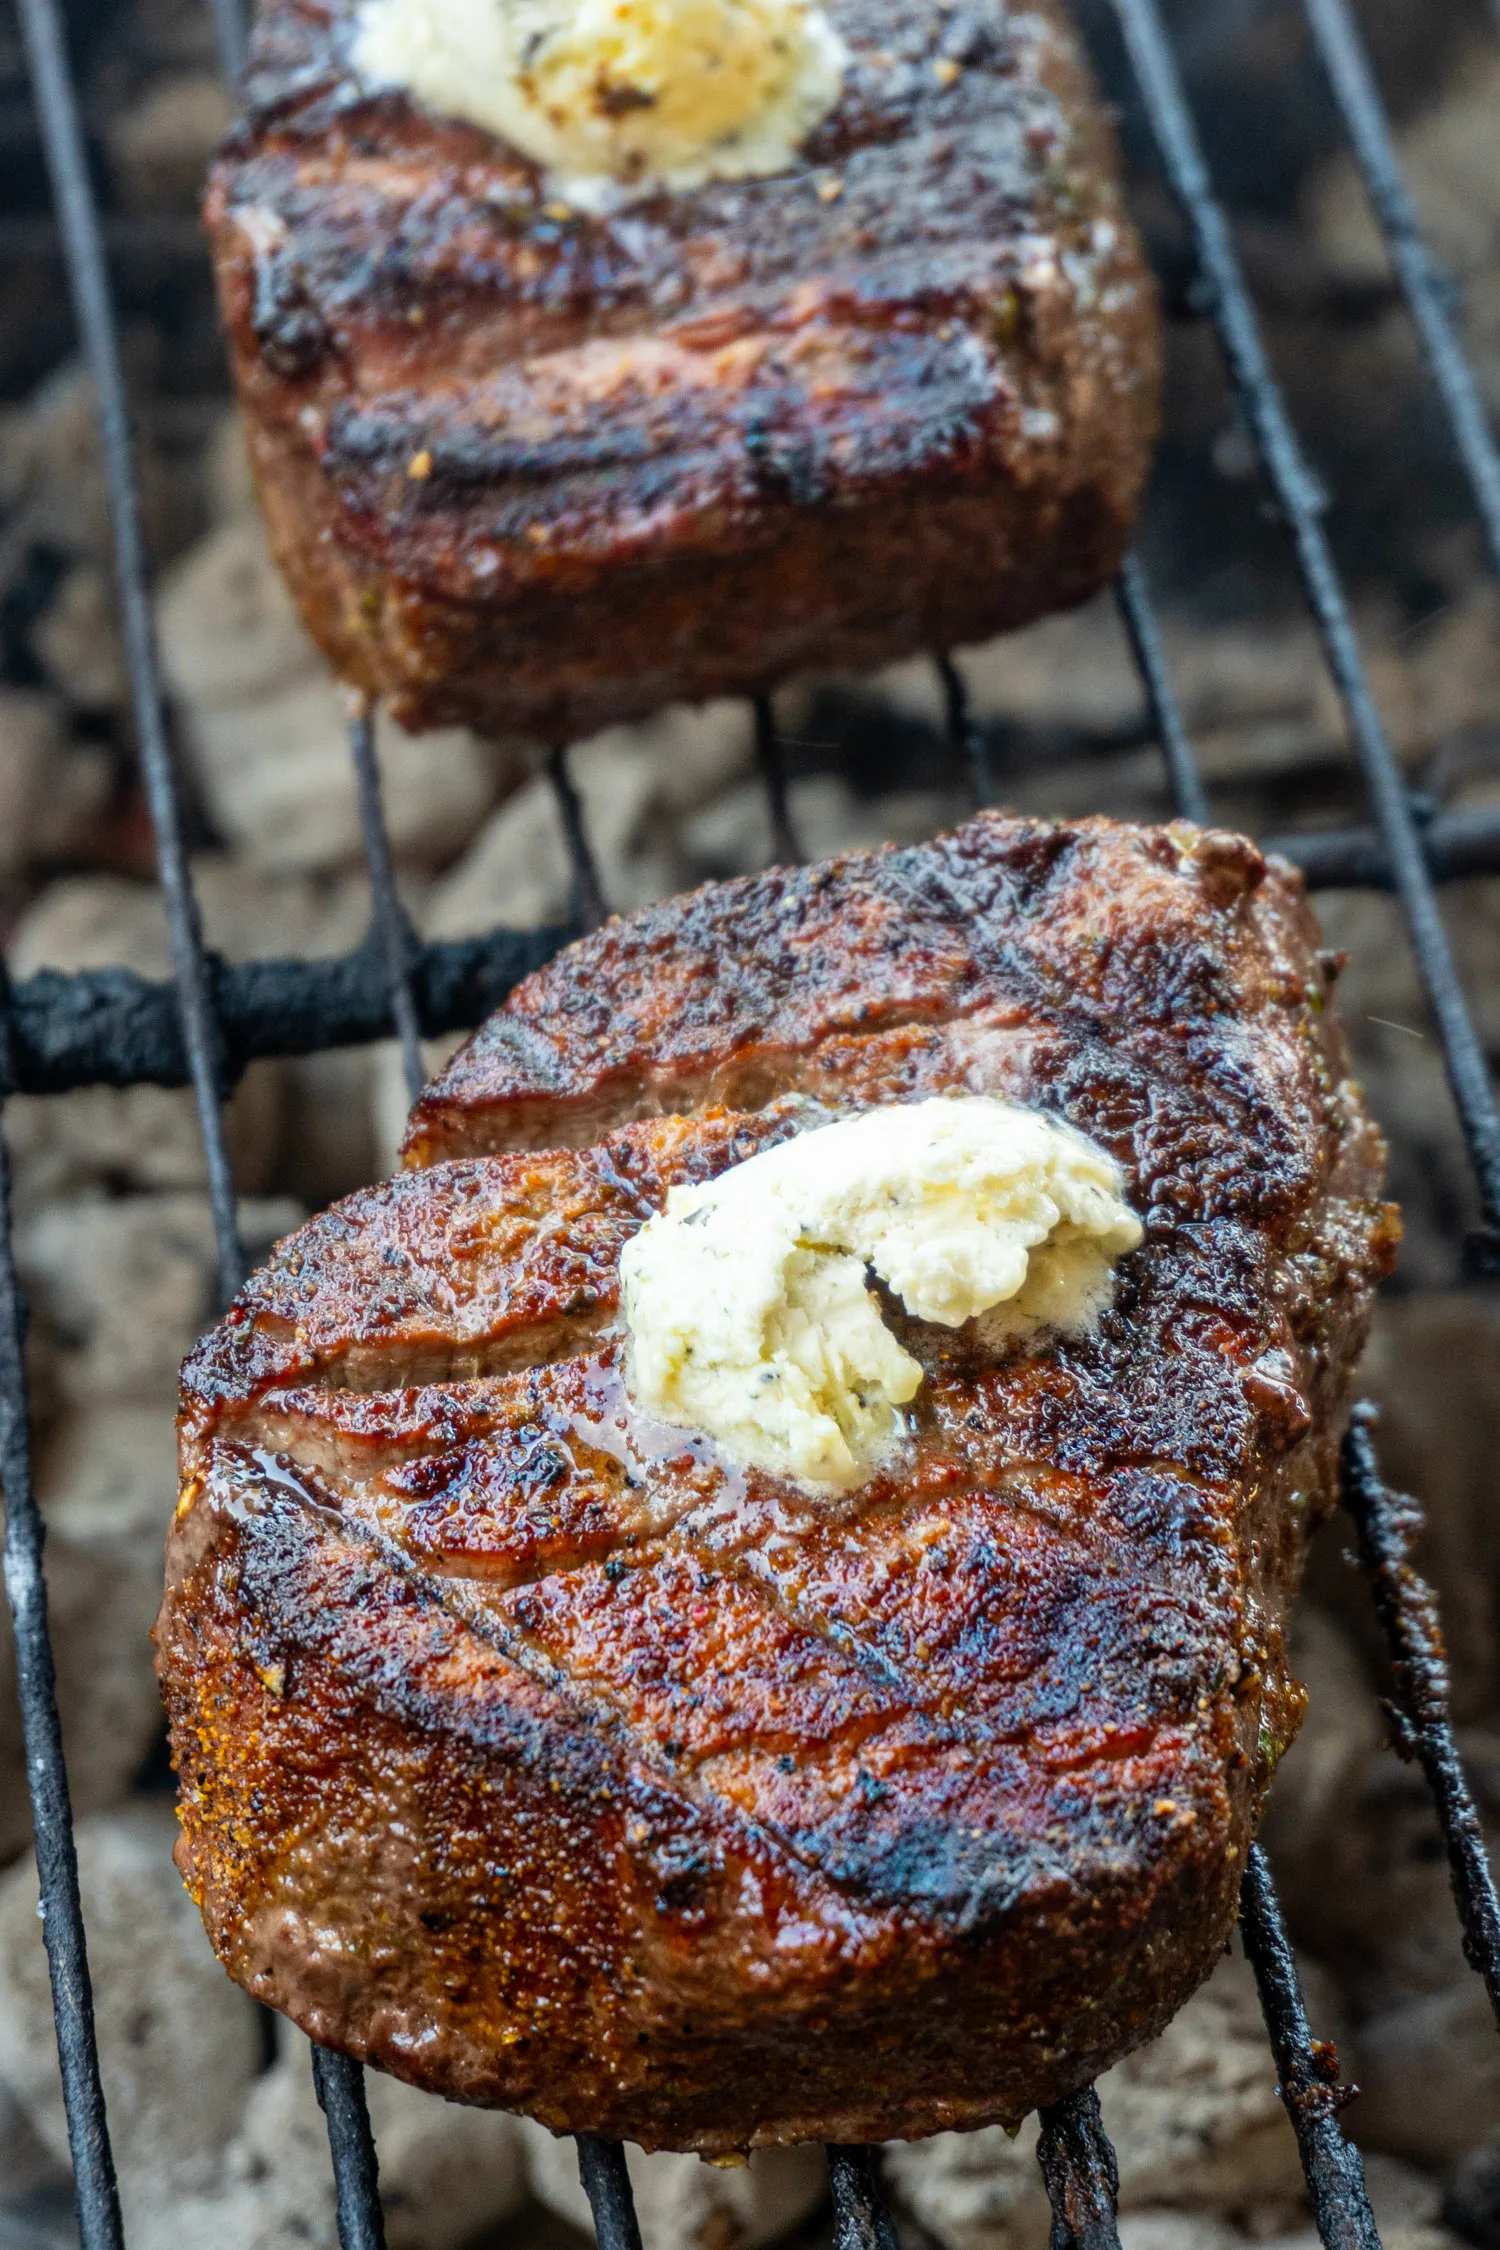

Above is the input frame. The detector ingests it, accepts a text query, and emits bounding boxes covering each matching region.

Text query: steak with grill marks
[157,814,1396,2151]
[206,0,1159,743]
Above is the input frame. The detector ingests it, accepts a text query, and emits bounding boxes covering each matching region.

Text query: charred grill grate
[1,0,1499,2247]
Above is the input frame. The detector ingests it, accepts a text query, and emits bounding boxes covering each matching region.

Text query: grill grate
[0,1,1498,2249]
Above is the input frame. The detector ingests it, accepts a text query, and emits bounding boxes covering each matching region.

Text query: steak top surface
[160,815,1395,2149]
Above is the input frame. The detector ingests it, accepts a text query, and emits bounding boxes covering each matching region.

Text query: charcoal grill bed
[3,1,1500,2247]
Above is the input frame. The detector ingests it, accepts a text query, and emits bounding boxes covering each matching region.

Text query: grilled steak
[158,815,1394,2150]
[206,0,1159,743]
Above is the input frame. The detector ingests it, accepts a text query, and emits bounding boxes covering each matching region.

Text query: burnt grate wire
[0,1,1498,2248]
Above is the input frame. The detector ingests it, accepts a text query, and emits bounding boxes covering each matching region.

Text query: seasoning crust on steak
[207,0,1159,743]
[158,815,1395,2151]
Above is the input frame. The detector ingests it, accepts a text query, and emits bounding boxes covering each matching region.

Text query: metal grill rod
[207,0,248,86]
[17,0,391,2232]
[1300,0,1500,577]
[5,0,259,2227]
[547,746,611,930]
[827,2147,903,2250]
[1108,0,1500,1270]
[0,926,571,1098]
[1034,2090,1122,2250]
[0,1079,123,2250]
[936,654,996,809]
[349,706,427,1104]
[576,2137,645,2250]
[1240,1847,1380,2250]
[223,6,421,1176]
[15,0,243,1309]
[1122,498,1497,2141]
[1114,558,1210,826]
[753,698,804,865]
[313,2048,388,2250]
[526,797,649,2250]
[229,0,439,2163]
[1111,561,1204,825]
[7,783,1500,1099]
[1342,1409,1500,2022]
[1266,804,1500,890]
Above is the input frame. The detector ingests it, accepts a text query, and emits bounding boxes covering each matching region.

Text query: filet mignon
[158,814,1394,2150]
[206,0,1160,741]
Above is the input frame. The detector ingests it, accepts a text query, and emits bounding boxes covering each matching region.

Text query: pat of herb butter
[351,0,847,211]
[619,1096,1142,1489]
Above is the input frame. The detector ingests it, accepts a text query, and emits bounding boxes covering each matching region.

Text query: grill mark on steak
[198,1445,944,1907]
[401,1007,1050,1160]
[182,1109,799,1428]
[400,825,1321,1194]
[209,1431,1218,1926]
[321,323,1013,575]
[158,814,1395,2149]
[205,1294,1279,1813]
[205,1287,1253,1823]
[241,1362,1198,1711]
[216,1442,719,1742]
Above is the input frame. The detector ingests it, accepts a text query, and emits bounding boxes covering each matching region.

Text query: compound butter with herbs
[619,1095,1143,1489]
[352,0,848,209]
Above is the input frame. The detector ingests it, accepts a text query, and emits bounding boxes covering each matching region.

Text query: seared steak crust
[208,0,1159,741]
[159,816,1394,2149]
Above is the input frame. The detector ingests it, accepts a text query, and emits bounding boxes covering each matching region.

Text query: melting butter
[619,1096,1143,1491]
[351,0,847,209]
